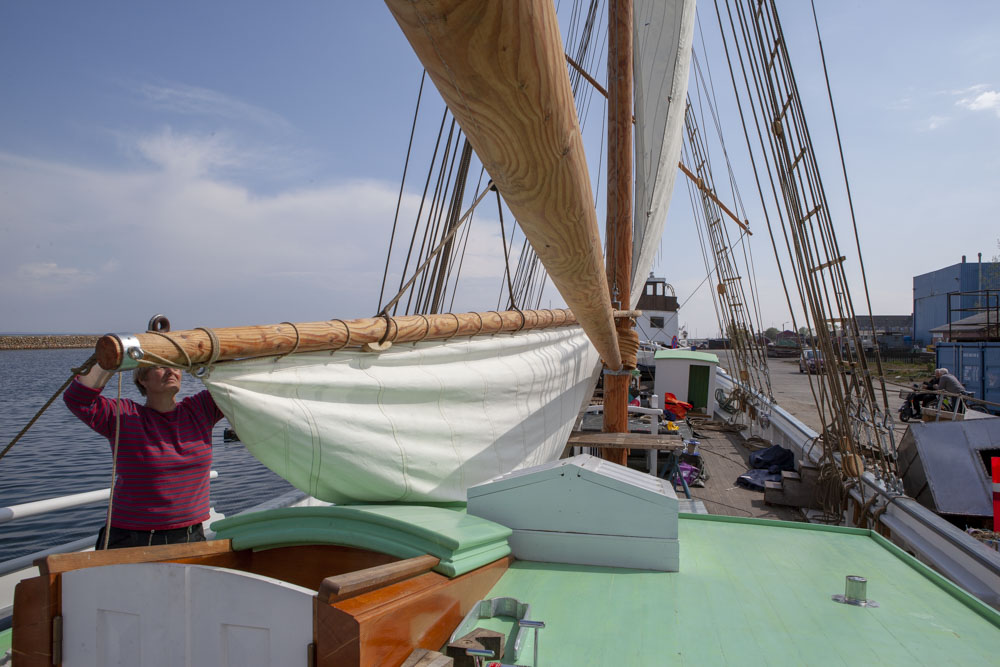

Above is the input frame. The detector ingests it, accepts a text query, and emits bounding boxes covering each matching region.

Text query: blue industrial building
[912,255,1000,346]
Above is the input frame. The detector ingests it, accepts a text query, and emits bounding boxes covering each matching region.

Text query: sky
[1,1,998,338]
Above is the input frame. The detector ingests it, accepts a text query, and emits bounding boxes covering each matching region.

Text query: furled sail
[631,0,696,306]
[203,328,599,503]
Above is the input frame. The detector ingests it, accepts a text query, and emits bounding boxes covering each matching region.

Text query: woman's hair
[133,366,152,396]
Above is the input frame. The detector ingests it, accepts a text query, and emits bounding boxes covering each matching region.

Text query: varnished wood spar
[601,0,634,465]
[384,0,622,370]
[96,308,576,370]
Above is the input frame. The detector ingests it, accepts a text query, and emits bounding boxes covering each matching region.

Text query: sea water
[0,348,293,564]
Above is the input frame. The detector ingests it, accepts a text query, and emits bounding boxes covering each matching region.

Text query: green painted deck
[477,515,1000,665]
[211,504,511,577]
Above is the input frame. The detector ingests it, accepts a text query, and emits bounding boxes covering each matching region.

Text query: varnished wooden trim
[37,538,233,575]
[318,554,441,604]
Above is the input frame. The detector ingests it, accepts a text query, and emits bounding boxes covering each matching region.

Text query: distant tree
[764,327,779,340]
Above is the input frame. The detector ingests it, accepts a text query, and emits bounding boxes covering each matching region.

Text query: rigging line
[429,138,474,314]
[713,0,802,342]
[413,124,460,314]
[0,354,97,463]
[101,372,124,551]
[810,0,890,410]
[695,13,749,221]
[393,107,449,315]
[379,70,427,314]
[446,167,487,314]
[378,186,492,317]
[494,190,518,311]
[690,47,763,340]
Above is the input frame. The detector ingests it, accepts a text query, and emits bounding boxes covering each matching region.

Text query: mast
[601,0,636,465]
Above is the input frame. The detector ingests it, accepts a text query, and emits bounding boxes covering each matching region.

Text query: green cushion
[212,505,512,578]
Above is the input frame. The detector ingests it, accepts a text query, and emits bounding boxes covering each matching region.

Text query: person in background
[934,368,967,413]
[63,362,223,549]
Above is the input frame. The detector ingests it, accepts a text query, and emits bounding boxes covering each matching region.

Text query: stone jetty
[0,335,100,350]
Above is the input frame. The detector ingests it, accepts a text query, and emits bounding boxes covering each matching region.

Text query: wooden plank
[97,308,577,370]
[11,575,58,667]
[384,0,621,370]
[318,554,441,604]
[315,555,511,667]
[38,538,233,574]
[568,431,682,450]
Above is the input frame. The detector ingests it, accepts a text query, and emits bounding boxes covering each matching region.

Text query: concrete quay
[0,335,100,350]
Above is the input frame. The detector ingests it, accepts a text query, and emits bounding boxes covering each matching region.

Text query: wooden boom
[384,0,622,370]
[95,308,578,370]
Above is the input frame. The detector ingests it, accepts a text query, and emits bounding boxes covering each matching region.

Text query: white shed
[653,349,720,415]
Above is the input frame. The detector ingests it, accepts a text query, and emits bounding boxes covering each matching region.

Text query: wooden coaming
[315,555,512,667]
[15,539,509,667]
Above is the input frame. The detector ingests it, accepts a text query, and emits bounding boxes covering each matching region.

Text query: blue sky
[1,1,998,337]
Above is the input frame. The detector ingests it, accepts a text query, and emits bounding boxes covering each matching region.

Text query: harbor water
[0,348,293,564]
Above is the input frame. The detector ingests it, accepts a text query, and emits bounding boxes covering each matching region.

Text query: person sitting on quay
[64,362,223,549]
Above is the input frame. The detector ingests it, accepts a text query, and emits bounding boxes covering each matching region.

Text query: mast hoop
[276,322,301,361]
[329,319,352,353]
[444,313,462,340]
[415,314,431,342]
[377,313,398,346]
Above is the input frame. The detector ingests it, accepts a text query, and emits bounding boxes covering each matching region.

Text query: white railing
[0,471,220,526]
[0,471,219,579]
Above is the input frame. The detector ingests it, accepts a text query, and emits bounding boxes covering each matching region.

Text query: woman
[64,362,223,549]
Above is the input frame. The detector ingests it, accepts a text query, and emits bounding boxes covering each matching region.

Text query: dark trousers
[95,523,205,550]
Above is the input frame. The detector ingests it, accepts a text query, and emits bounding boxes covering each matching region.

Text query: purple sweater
[64,378,223,530]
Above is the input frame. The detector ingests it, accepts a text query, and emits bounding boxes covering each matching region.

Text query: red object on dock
[994,457,1000,532]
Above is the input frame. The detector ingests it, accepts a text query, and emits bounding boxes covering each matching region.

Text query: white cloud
[0,131,521,332]
[957,89,1000,117]
[13,262,96,292]
[133,128,244,177]
[137,82,291,131]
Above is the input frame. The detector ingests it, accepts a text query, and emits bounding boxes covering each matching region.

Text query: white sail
[203,328,599,503]
[631,0,697,306]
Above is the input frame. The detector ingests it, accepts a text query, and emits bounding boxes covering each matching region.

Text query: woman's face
[140,366,182,396]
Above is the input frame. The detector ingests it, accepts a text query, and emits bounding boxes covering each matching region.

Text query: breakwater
[0,335,100,350]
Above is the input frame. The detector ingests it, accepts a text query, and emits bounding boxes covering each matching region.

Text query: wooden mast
[384,0,622,371]
[601,0,635,465]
